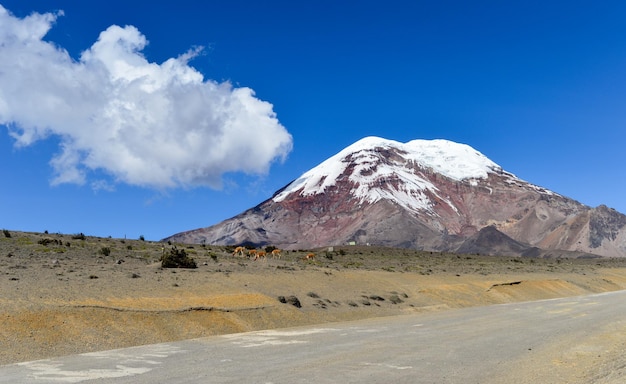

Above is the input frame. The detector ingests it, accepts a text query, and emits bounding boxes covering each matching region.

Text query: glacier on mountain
[165,136,626,258]
[273,136,505,214]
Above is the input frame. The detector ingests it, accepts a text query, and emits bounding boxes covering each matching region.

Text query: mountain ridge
[164,137,626,258]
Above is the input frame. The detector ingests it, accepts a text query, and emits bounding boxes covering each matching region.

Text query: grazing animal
[232,246,246,257]
[271,249,282,259]
[254,250,267,261]
[305,253,316,260]
[247,249,257,259]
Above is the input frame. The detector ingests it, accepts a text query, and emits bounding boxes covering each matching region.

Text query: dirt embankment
[2,231,626,367]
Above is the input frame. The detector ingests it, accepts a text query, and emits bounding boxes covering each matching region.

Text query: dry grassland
[2,229,626,371]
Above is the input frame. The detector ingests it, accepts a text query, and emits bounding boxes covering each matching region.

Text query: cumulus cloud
[0,5,292,189]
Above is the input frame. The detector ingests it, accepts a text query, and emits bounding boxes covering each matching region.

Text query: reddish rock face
[164,137,626,258]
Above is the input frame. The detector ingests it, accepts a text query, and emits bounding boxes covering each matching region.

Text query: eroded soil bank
[2,232,626,369]
[3,265,626,365]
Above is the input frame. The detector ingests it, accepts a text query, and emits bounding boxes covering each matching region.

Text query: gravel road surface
[3,290,626,383]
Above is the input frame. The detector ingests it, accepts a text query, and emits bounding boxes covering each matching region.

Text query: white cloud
[0,5,293,189]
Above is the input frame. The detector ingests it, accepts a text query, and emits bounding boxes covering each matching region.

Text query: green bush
[160,247,197,269]
[72,233,86,240]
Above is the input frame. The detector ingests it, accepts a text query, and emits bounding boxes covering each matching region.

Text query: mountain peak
[273,137,505,213]
[164,136,626,258]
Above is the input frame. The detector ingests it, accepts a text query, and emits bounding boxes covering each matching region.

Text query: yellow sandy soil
[3,266,626,368]
[2,233,626,382]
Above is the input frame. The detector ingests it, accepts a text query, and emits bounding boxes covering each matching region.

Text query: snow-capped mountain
[273,136,551,217]
[273,137,502,215]
[164,137,626,258]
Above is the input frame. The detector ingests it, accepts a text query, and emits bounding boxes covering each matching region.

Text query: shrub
[277,295,301,308]
[160,246,197,269]
[99,247,111,256]
[38,238,54,246]
[72,233,86,240]
[286,296,302,308]
[3,229,11,238]
[139,235,145,241]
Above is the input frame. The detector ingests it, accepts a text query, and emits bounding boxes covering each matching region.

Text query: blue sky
[1,1,625,241]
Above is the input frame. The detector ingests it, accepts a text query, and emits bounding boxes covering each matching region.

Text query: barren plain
[2,230,626,382]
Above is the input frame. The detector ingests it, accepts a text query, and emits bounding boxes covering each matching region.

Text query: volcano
[164,137,626,258]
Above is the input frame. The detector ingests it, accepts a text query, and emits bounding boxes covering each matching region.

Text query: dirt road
[3,290,626,383]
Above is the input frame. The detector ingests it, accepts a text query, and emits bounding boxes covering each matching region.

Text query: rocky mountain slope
[164,137,626,257]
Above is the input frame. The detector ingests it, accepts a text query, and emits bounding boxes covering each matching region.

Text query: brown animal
[304,253,315,260]
[271,249,282,259]
[232,246,246,257]
[254,250,267,261]
[247,249,257,259]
